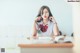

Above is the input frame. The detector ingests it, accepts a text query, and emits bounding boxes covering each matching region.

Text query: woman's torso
[36,21,54,37]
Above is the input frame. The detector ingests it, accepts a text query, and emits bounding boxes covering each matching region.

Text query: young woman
[32,6,59,39]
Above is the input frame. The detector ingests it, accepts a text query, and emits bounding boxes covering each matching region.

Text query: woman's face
[41,8,49,20]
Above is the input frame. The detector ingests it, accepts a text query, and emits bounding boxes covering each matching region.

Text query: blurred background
[0,0,78,53]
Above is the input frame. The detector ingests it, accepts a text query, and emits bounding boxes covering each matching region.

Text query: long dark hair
[37,6,53,22]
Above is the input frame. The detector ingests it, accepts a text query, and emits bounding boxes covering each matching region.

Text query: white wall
[0,0,75,53]
[0,0,72,37]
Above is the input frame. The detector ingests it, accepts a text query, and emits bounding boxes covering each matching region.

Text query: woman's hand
[35,16,42,22]
[49,16,57,24]
[51,35,56,40]
[32,36,38,39]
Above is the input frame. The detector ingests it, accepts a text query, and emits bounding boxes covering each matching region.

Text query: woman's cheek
[46,13,49,17]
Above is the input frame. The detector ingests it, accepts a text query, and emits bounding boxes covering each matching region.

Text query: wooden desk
[18,43,73,53]
[18,43,73,48]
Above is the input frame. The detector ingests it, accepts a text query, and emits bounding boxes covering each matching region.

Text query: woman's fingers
[35,17,41,22]
[49,17,57,24]
[49,17,54,20]
[49,17,53,21]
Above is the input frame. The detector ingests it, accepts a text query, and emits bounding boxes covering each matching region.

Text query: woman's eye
[43,12,48,14]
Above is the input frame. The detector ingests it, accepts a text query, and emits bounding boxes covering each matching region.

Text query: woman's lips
[44,16,47,18]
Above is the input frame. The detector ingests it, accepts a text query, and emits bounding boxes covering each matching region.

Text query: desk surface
[18,43,73,48]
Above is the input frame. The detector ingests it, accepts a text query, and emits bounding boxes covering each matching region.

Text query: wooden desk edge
[18,43,73,48]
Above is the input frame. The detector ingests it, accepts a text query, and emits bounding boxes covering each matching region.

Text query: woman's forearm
[53,23,59,36]
[32,21,39,39]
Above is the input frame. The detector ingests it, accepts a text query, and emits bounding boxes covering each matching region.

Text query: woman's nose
[43,13,46,16]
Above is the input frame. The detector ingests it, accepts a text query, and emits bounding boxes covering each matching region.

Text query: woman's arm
[32,20,38,39]
[53,22,59,36]
[50,17,59,36]
[32,17,42,39]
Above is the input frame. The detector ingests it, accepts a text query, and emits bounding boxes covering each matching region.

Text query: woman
[32,6,59,39]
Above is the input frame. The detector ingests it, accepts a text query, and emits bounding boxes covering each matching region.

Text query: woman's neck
[43,19,48,25]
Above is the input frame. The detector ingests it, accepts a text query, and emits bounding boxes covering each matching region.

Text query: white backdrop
[0,1,73,53]
[0,0,72,37]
